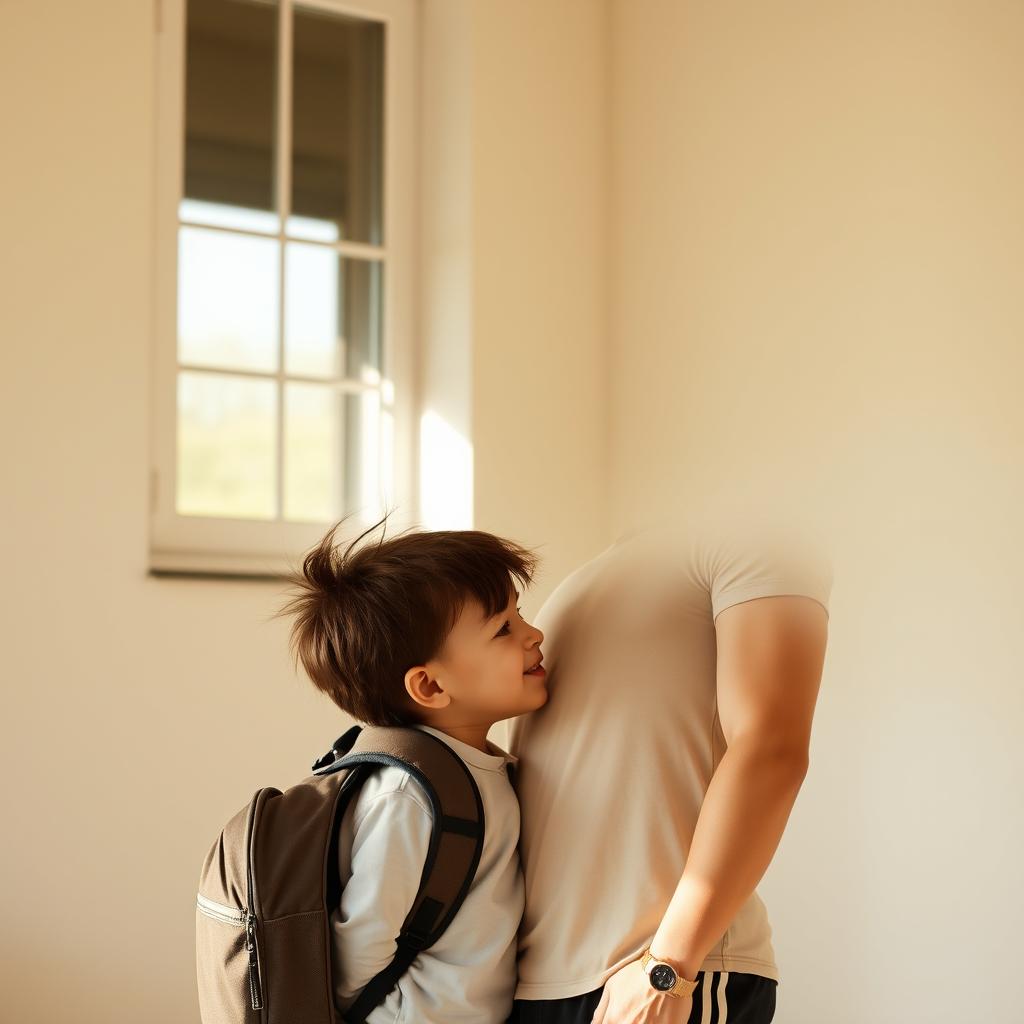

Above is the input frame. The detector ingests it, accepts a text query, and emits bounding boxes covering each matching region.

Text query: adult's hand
[590,959,693,1024]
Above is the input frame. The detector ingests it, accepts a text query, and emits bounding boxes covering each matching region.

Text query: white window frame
[150,0,418,577]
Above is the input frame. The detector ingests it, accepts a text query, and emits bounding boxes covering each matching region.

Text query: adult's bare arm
[648,594,830,981]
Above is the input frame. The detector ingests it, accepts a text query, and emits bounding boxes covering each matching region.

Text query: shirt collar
[414,724,518,772]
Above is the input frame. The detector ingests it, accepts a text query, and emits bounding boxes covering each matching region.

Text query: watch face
[650,963,677,992]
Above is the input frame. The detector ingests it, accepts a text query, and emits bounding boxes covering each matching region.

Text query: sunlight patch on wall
[419,409,472,530]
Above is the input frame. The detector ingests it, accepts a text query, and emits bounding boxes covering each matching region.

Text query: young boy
[279,515,548,1024]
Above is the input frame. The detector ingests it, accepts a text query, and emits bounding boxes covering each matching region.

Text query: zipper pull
[245,911,264,1011]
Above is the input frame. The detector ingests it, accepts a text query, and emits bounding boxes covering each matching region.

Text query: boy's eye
[494,607,523,638]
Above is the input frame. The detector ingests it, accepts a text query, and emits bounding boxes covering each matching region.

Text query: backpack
[195,725,485,1024]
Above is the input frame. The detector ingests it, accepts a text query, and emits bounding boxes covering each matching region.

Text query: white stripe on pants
[698,971,730,1024]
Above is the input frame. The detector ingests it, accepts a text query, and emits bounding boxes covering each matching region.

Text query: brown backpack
[195,725,485,1024]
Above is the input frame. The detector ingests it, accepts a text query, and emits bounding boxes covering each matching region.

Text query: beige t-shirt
[507,518,833,1000]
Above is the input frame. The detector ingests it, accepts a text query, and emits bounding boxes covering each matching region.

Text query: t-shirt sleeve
[703,520,834,624]
[331,772,433,1010]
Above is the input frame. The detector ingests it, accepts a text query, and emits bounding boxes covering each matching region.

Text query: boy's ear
[404,666,452,711]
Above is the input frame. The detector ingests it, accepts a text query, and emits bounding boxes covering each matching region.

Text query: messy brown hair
[276,513,540,726]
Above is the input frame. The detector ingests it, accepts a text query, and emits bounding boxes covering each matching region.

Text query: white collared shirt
[330,724,523,1023]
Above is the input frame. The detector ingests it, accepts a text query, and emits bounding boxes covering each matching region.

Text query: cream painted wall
[468,0,609,579]
[419,0,475,530]
[1,1,606,1021]
[609,2,1024,1021]
[419,0,609,584]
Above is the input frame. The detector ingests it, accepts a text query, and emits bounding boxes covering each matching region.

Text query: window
[151,0,416,576]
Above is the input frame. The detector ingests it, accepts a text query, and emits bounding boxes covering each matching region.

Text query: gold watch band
[639,948,699,999]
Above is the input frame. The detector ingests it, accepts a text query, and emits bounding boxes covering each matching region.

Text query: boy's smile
[524,657,546,678]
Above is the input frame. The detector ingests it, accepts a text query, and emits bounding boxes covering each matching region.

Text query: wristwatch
[639,948,699,999]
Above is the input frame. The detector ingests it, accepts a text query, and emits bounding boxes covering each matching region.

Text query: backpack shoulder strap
[316,726,485,1024]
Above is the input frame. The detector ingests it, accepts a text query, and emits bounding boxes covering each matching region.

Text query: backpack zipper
[194,893,264,1011]
[244,908,264,1011]
[245,793,265,1012]
[196,892,245,926]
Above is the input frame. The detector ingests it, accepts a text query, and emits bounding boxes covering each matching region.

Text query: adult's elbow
[731,734,811,781]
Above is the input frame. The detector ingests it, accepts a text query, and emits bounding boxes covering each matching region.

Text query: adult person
[506,512,833,1024]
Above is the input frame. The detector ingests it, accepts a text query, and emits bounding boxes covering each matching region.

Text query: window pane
[290,7,384,245]
[284,385,381,523]
[185,0,279,232]
[179,198,279,235]
[178,227,280,372]
[178,372,278,520]
[285,244,382,379]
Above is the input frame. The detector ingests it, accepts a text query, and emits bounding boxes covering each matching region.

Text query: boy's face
[425,589,547,725]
